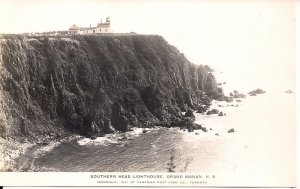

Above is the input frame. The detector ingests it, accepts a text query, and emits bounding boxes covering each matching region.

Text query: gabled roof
[80,27,97,30]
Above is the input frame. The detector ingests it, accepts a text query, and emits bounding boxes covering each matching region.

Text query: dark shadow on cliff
[0,34,223,140]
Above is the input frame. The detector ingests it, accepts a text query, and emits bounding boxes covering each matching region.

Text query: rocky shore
[0,132,77,171]
[0,34,224,140]
[0,34,226,170]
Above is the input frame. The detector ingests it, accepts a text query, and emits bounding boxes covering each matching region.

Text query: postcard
[0,0,297,187]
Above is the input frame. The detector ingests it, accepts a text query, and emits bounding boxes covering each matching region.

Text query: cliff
[0,34,223,140]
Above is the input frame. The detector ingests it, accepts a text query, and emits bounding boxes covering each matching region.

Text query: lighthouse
[96,17,111,33]
[68,17,112,35]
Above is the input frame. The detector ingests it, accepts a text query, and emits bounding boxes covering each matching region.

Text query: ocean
[31,66,296,187]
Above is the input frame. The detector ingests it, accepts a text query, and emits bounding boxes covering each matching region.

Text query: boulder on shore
[201,126,208,132]
[196,106,206,113]
[224,96,234,103]
[142,129,148,133]
[227,128,235,133]
[206,109,219,115]
[218,111,224,116]
[179,117,195,132]
[184,109,195,120]
[111,103,129,132]
[229,90,246,99]
[184,109,194,117]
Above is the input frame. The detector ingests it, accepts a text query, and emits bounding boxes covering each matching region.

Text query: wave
[77,127,160,146]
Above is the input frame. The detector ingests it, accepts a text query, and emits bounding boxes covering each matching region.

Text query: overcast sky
[0,0,296,92]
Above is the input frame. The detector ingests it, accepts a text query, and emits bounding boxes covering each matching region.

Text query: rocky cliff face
[0,34,223,139]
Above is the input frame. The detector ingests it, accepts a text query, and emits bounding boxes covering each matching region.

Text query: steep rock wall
[0,34,222,139]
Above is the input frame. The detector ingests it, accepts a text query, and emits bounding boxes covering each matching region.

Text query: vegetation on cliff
[0,34,223,140]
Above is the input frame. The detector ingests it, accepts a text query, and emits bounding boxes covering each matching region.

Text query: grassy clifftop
[0,34,223,140]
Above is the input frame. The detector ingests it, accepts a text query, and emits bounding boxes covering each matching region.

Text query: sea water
[32,66,296,186]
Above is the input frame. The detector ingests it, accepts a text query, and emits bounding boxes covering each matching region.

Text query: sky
[0,0,296,93]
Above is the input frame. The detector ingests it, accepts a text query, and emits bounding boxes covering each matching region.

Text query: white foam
[33,141,61,157]
[77,135,119,146]
[128,127,144,136]
[77,127,160,146]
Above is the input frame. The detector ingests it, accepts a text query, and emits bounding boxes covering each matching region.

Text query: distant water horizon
[212,62,296,95]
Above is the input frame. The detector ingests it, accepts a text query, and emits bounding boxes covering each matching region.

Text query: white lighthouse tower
[96,17,111,33]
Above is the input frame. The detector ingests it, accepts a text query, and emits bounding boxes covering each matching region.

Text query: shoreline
[0,134,77,172]
[0,91,256,172]
[0,124,211,172]
[1,127,159,171]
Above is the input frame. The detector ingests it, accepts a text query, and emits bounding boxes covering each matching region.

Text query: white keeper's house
[68,17,111,35]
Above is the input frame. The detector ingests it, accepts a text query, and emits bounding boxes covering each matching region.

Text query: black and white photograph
[0,0,297,187]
